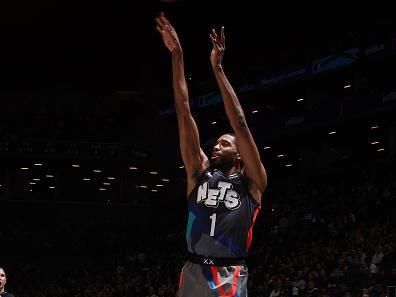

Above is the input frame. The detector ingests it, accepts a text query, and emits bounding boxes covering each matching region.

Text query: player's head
[0,267,7,293]
[210,133,242,171]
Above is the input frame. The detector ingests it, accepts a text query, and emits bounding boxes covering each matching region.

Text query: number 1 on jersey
[209,213,217,237]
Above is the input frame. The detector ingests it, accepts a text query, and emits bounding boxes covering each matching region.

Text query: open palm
[210,27,225,67]
[156,14,182,53]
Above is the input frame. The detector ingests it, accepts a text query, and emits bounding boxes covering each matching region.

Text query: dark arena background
[0,1,395,296]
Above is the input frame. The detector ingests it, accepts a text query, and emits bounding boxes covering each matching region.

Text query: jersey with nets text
[186,168,261,258]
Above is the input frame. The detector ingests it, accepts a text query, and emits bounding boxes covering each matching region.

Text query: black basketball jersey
[186,168,261,258]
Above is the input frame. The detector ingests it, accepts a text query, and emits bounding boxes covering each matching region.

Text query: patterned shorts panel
[178,261,248,297]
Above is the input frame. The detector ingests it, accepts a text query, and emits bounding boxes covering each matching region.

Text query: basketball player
[156,13,267,297]
[0,267,14,297]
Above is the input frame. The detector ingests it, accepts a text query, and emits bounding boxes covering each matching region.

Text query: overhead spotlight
[29,182,36,185]
[252,110,259,114]
[151,189,158,192]
[82,178,91,181]
[32,178,40,181]
[129,166,138,170]
[49,186,55,189]
[344,84,352,89]
[179,165,185,169]
[140,185,148,189]
[370,125,380,130]
[20,167,29,170]
[99,188,107,191]
[149,171,158,175]
[328,131,337,135]
[211,121,217,125]
[72,164,80,168]
[264,146,271,150]
[93,169,102,173]
[34,163,43,166]
[103,182,111,186]
[285,164,293,167]
[156,184,164,187]
[277,154,285,158]
[46,174,54,178]
[371,141,380,145]
[161,178,170,182]
[107,177,115,180]
[297,98,304,102]
[377,148,384,152]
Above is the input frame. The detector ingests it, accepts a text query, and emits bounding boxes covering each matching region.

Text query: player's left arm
[210,27,267,202]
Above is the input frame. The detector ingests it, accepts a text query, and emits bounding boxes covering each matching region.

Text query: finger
[160,16,171,26]
[220,26,225,46]
[212,28,218,40]
[211,33,222,47]
[210,34,221,50]
[160,17,175,33]
[210,34,217,47]
[156,25,164,34]
[156,17,166,29]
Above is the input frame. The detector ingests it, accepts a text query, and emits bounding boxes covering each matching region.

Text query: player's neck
[222,166,240,177]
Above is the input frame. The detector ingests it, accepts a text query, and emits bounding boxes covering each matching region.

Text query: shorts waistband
[187,252,246,266]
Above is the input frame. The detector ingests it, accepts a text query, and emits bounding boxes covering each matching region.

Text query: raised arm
[156,14,209,194]
[209,27,267,202]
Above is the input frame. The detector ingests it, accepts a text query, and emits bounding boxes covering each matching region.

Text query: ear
[233,152,241,161]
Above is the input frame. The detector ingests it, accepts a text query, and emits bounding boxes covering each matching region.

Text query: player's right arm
[156,13,209,194]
